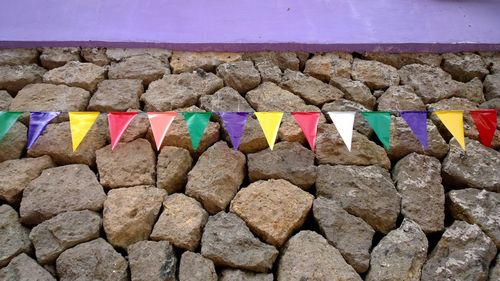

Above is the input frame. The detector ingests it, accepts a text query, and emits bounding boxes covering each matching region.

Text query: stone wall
[0,48,499,281]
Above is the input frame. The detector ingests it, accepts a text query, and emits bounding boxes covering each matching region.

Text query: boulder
[0,90,12,110]
[151,193,208,251]
[20,164,106,225]
[0,64,46,94]
[179,251,217,281]
[42,61,106,92]
[366,219,428,281]
[313,197,374,273]
[322,99,372,136]
[0,253,55,281]
[330,77,375,109]
[81,48,110,66]
[0,49,38,66]
[392,153,445,233]
[442,53,489,82]
[186,141,246,214]
[484,74,500,100]
[377,85,426,111]
[56,238,128,281]
[201,212,278,272]
[246,82,306,112]
[0,121,27,162]
[351,59,399,90]
[108,54,168,85]
[421,221,496,281]
[170,51,242,73]
[40,47,81,69]
[29,210,101,264]
[230,179,314,247]
[242,52,299,71]
[277,231,362,281]
[490,254,500,281]
[200,86,254,113]
[103,186,166,249]
[363,52,442,69]
[255,61,282,84]
[0,205,32,267]
[0,156,55,204]
[156,146,193,194]
[128,240,177,281]
[247,141,316,189]
[304,54,352,81]
[96,139,156,188]
[106,48,172,62]
[87,79,143,111]
[220,269,273,281]
[316,165,400,233]
[217,61,261,93]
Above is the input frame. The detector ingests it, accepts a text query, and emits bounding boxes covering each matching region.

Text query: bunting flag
[435,110,465,150]
[470,109,497,147]
[0,112,22,141]
[69,112,100,152]
[27,112,60,149]
[328,112,356,151]
[291,112,320,151]
[107,112,138,150]
[400,111,428,149]
[255,112,283,150]
[361,112,391,150]
[219,112,249,150]
[183,112,212,151]
[148,112,176,150]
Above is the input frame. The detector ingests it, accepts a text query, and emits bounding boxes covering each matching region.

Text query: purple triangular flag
[27,112,60,149]
[219,112,249,150]
[400,111,428,149]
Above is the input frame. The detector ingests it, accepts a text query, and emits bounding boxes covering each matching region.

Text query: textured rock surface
[490,254,500,281]
[322,99,373,136]
[151,193,208,250]
[217,60,261,93]
[106,48,172,62]
[186,141,246,214]
[0,49,38,66]
[108,54,168,85]
[0,90,12,110]
[42,61,106,92]
[246,82,305,111]
[0,121,27,162]
[220,269,273,281]
[56,238,128,281]
[29,210,101,264]
[352,59,399,90]
[0,205,32,267]
[0,64,46,94]
[377,85,426,111]
[256,61,282,84]
[364,52,442,69]
[88,79,143,111]
[421,221,496,281]
[201,212,279,272]
[230,179,314,247]
[20,164,106,225]
[277,231,362,281]
[81,48,110,66]
[313,197,374,273]
[171,51,242,73]
[330,77,375,109]
[179,251,217,281]
[242,52,299,71]
[103,186,165,249]
[40,47,81,69]
[200,86,254,113]
[484,74,500,100]
[128,240,177,281]
[0,253,55,281]
[366,219,428,281]
[304,53,352,81]
[156,146,193,194]
[442,53,489,82]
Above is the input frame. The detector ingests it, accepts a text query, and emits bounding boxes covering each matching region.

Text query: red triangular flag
[470,109,497,147]
[107,112,138,150]
[147,112,176,150]
[291,112,320,151]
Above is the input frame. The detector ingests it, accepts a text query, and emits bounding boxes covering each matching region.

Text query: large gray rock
[392,153,445,233]
[108,54,168,85]
[246,82,306,112]
[170,51,242,73]
[42,61,106,92]
[277,231,362,281]
[442,138,500,192]
[0,156,55,204]
[156,146,193,194]
[442,53,489,82]
[316,165,400,233]
[0,64,46,94]
[247,141,316,189]
[351,59,399,90]
[179,251,217,281]
[484,74,500,100]
[201,212,279,272]
[81,48,110,66]
[448,188,500,248]
[304,54,352,81]
[199,86,254,113]
[256,61,282,84]
[151,193,208,251]
[366,219,428,281]
[0,205,32,267]
[490,254,500,281]
[421,220,496,281]
[363,52,442,69]
[56,238,128,281]
[0,122,27,162]
[29,210,101,264]
[0,90,12,110]
[313,197,374,273]
[128,240,177,281]
[220,269,273,281]
[96,139,156,188]
[0,49,38,66]
[377,85,426,111]
[217,60,261,93]
[242,51,299,71]
[103,186,166,249]
[330,77,375,109]
[106,48,172,62]
[0,253,55,281]
[40,47,81,69]
[20,164,106,225]
[186,141,246,214]
[88,79,143,111]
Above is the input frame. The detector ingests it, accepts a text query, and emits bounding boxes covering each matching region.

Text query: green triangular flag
[0,112,22,141]
[361,112,391,150]
[183,112,212,151]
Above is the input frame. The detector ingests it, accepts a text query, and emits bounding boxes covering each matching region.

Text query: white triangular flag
[328,112,356,151]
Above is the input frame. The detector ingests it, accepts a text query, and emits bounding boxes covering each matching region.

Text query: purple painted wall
[0,0,499,52]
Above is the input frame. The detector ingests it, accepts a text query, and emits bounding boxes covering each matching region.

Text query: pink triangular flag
[291,112,320,151]
[147,112,176,150]
[107,112,138,150]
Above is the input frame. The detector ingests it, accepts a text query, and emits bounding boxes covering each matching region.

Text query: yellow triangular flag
[69,112,100,152]
[255,112,283,150]
[435,110,465,150]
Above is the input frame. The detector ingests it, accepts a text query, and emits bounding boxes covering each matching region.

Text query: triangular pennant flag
[291,112,320,151]
[400,111,428,149]
[255,112,283,150]
[0,112,22,141]
[328,112,356,151]
[434,110,465,150]
[27,112,60,149]
[107,112,138,150]
[148,112,176,151]
[219,112,249,150]
[69,112,100,152]
[183,112,212,151]
[470,109,497,147]
[361,112,391,150]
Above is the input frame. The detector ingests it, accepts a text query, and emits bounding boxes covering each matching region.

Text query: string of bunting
[0,110,497,152]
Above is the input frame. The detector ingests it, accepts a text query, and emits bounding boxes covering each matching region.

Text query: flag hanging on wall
[148,112,176,151]
[328,112,356,151]
[107,112,138,150]
[0,112,22,141]
[69,112,100,152]
[361,112,391,150]
[291,112,320,151]
[255,112,283,150]
[400,111,428,149]
[27,112,60,149]
[183,112,212,151]
[435,110,465,150]
[470,109,497,148]
[219,112,249,150]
